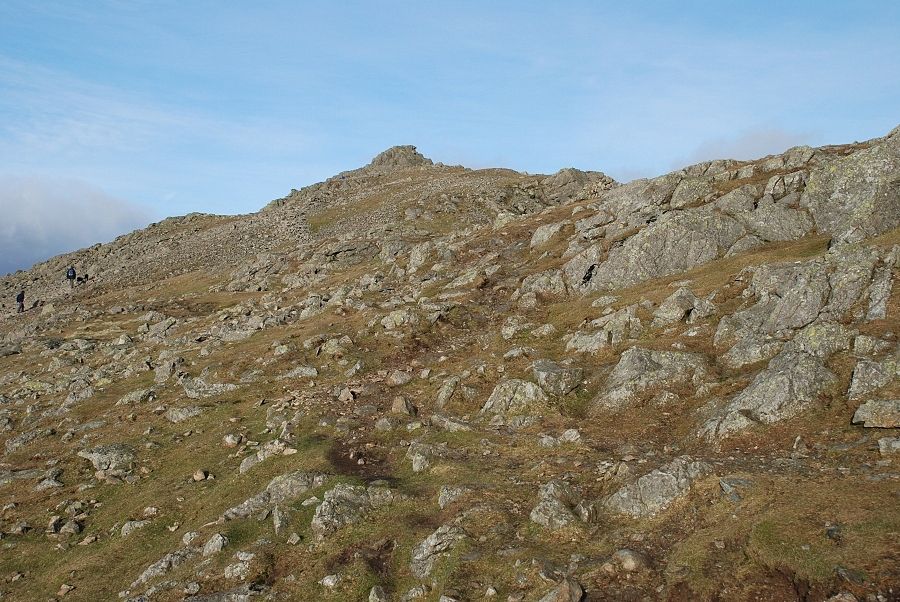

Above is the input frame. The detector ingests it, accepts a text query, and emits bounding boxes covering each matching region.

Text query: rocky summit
[0,128,898,602]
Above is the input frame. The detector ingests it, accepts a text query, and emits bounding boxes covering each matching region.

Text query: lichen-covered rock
[801,131,900,244]
[537,578,585,602]
[652,287,716,327]
[480,379,548,415]
[531,222,568,248]
[77,443,135,471]
[852,400,900,428]
[605,456,711,517]
[847,354,899,400]
[720,335,783,369]
[223,471,328,520]
[592,347,708,411]
[532,359,583,396]
[164,405,202,423]
[530,481,579,529]
[410,523,467,579]
[311,483,402,541]
[566,207,746,293]
[701,349,837,439]
[566,305,642,353]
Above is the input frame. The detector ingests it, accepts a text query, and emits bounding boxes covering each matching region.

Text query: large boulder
[605,456,711,518]
[530,481,580,529]
[77,444,135,471]
[652,287,716,328]
[310,483,402,541]
[480,379,548,416]
[701,349,837,439]
[592,348,708,411]
[532,360,583,396]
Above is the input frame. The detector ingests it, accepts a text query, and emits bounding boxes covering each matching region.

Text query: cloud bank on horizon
[1,1,899,273]
[0,176,151,276]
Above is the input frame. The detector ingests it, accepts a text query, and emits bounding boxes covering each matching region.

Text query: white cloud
[0,175,151,275]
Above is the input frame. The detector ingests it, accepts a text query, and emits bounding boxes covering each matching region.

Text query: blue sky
[1,1,899,274]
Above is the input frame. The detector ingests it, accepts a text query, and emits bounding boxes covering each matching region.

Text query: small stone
[193,469,209,481]
[319,574,340,588]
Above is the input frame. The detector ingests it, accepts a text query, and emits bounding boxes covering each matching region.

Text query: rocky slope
[0,133,898,602]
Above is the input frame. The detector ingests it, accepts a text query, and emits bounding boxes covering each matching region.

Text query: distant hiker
[16,290,25,313]
[66,266,76,288]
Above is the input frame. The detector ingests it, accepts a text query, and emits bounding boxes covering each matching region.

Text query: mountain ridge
[0,126,898,601]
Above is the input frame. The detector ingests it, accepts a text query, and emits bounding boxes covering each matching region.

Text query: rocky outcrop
[605,456,711,517]
[701,349,837,439]
[480,379,548,416]
[592,347,708,411]
[409,523,468,578]
[310,483,403,541]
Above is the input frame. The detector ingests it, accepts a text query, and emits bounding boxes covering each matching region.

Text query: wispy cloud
[676,126,818,169]
[0,174,151,275]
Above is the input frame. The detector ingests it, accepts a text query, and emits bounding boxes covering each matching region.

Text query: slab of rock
[605,456,711,518]
[410,523,467,578]
[121,520,150,537]
[480,379,548,416]
[131,547,196,587]
[202,533,228,556]
[532,359,583,396]
[852,400,900,428]
[848,355,898,400]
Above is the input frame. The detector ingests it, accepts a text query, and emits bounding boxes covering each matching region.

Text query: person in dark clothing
[66,266,76,288]
[16,290,25,313]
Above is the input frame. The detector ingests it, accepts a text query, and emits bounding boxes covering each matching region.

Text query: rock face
[592,348,708,411]
[801,128,900,243]
[605,456,712,518]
